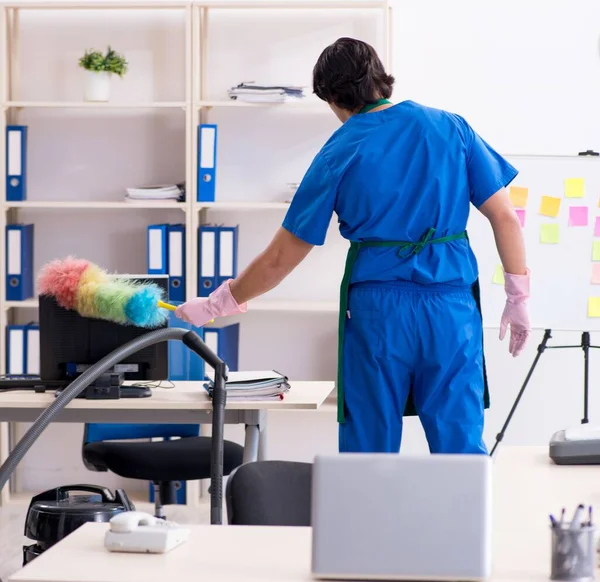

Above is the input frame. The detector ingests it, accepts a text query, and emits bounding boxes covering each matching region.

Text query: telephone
[104,511,190,554]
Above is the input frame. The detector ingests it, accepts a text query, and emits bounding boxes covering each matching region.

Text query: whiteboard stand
[490,329,600,456]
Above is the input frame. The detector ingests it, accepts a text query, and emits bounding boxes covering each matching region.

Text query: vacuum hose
[0,327,228,525]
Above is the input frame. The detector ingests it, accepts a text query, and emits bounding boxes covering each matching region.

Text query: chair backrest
[84,309,203,449]
[226,460,312,526]
[84,423,200,445]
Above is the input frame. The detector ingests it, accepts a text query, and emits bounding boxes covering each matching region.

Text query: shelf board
[201,1,388,8]
[247,300,337,313]
[197,100,324,109]
[4,299,39,310]
[3,101,186,109]
[3,299,338,313]
[2,1,189,9]
[197,201,290,211]
[4,201,186,210]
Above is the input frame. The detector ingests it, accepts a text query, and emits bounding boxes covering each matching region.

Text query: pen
[570,504,585,530]
[587,506,592,527]
[550,514,558,528]
[560,508,565,526]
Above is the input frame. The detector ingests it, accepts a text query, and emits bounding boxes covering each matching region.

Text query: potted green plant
[78,46,128,102]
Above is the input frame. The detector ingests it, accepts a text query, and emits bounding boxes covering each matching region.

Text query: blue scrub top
[281,100,518,287]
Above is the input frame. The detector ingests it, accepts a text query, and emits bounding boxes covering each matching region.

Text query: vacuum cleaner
[22,484,134,565]
[0,326,228,528]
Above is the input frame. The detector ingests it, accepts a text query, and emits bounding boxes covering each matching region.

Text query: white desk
[8,446,598,582]
[0,381,333,505]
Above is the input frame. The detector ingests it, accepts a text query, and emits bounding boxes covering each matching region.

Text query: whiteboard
[469,156,600,331]
[393,0,600,156]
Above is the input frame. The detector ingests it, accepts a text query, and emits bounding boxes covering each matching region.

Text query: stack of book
[125,184,185,203]
[227,82,305,103]
[204,370,290,401]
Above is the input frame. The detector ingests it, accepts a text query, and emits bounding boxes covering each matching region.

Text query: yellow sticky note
[589,297,600,318]
[565,178,585,198]
[593,242,600,261]
[492,265,505,285]
[539,196,561,218]
[509,186,529,208]
[540,223,560,244]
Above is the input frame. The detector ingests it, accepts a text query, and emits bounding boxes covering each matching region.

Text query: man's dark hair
[312,37,394,111]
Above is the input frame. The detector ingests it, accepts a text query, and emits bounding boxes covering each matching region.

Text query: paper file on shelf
[125,184,184,202]
[203,370,290,400]
[227,82,305,103]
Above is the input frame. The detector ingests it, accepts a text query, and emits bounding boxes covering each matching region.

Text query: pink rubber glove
[499,268,531,357]
[175,280,247,327]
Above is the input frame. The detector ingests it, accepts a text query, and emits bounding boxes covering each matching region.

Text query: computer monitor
[39,274,169,383]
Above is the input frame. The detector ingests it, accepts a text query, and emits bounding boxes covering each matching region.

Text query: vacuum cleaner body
[549,427,600,465]
[23,484,134,565]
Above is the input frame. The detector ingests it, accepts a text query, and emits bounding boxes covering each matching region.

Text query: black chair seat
[226,460,312,526]
[83,436,244,482]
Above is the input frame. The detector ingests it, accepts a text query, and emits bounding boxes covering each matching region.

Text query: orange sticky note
[539,196,561,218]
[509,186,529,208]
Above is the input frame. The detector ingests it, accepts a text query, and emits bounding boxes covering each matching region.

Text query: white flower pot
[83,70,111,102]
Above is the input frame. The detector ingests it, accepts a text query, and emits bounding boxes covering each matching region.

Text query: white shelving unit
[0,0,391,363]
[0,0,391,503]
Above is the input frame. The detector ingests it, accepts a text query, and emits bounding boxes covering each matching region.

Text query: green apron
[336,227,490,423]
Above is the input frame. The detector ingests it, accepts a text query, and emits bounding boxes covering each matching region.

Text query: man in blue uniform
[176,38,531,455]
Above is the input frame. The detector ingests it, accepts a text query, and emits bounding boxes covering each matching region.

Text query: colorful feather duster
[37,257,176,328]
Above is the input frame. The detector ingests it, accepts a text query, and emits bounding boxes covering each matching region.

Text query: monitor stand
[55,372,152,399]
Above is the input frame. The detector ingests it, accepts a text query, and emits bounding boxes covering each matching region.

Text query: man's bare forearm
[491,211,527,275]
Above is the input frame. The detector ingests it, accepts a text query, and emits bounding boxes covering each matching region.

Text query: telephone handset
[104,511,190,554]
[108,511,157,533]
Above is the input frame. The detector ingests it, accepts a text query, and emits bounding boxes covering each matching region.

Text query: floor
[0,493,214,582]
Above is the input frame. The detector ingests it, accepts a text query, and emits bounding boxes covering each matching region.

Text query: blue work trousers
[338,282,488,455]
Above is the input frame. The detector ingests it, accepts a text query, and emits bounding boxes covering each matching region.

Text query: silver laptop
[311,453,492,581]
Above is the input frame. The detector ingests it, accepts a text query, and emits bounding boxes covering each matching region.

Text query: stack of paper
[125,184,184,203]
[227,82,305,103]
[204,370,290,401]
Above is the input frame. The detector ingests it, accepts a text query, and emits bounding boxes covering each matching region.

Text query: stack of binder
[5,322,40,376]
[168,320,239,382]
[125,184,184,203]
[204,370,290,401]
[227,82,305,103]
[198,224,238,296]
[147,224,186,302]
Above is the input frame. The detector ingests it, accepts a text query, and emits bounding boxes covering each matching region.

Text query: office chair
[226,460,312,526]
[83,423,244,518]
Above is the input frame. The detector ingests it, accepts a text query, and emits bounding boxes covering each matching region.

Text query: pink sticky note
[569,206,589,227]
[515,209,526,228]
[595,217,600,237]
[592,264,600,284]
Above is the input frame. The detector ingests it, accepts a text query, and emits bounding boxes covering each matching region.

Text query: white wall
[10,0,600,496]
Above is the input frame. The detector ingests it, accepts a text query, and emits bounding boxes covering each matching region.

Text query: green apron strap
[337,242,360,422]
[337,229,468,423]
[358,99,392,114]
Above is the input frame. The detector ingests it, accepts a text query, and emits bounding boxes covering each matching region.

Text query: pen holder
[551,524,596,581]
